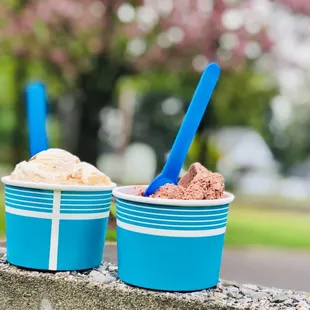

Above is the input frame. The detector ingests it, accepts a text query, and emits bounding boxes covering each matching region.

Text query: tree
[0,0,307,165]
[279,0,310,15]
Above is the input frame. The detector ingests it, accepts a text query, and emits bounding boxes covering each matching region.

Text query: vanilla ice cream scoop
[30,148,79,166]
[10,148,112,186]
[70,162,111,185]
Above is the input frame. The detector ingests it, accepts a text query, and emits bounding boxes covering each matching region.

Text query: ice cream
[9,148,112,186]
[148,162,224,200]
[70,162,112,185]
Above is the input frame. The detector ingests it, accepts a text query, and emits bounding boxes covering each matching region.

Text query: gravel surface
[1,248,310,310]
[3,241,310,291]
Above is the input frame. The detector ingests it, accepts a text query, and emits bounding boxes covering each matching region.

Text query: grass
[106,229,117,242]
[0,189,5,237]
[1,188,310,249]
[108,203,310,249]
[225,205,310,249]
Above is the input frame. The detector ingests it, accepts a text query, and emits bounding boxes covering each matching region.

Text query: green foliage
[119,67,278,171]
[0,56,17,104]
[187,137,220,172]
[2,0,19,9]
[211,69,278,135]
[0,56,65,105]
[46,116,61,149]
[0,55,65,164]
[116,69,184,98]
[26,60,65,99]
[119,67,278,136]
[206,141,221,172]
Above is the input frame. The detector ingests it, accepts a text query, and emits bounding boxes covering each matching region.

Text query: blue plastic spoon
[143,62,221,196]
[26,82,49,157]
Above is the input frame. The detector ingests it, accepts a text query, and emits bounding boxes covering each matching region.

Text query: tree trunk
[12,2,30,165]
[12,59,27,166]
[74,54,133,165]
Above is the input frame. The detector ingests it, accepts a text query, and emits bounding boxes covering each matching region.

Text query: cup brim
[113,185,234,207]
[1,176,117,191]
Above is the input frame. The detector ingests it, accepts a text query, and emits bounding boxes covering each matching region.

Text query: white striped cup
[2,176,116,271]
[113,185,234,291]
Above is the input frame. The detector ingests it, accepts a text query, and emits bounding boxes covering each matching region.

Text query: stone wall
[0,248,309,310]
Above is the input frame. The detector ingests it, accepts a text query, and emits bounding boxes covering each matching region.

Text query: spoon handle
[162,63,220,179]
[26,82,49,157]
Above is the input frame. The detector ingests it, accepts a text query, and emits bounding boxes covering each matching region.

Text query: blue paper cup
[113,186,234,292]
[1,176,116,271]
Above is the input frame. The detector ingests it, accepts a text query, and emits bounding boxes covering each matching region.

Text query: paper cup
[1,176,116,271]
[113,186,234,292]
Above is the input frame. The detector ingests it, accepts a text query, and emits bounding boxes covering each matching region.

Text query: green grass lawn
[106,229,117,242]
[108,203,310,249]
[0,209,5,237]
[1,189,310,249]
[225,205,310,249]
[0,189,5,237]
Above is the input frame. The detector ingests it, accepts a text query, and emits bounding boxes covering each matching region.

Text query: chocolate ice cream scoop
[178,163,207,188]
[151,163,224,200]
[150,184,185,199]
[179,163,224,200]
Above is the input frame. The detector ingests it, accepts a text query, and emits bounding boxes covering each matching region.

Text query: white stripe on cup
[117,208,227,223]
[60,200,111,206]
[60,212,109,220]
[117,199,229,213]
[5,187,53,196]
[5,191,53,201]
[49,190,61,270]
[60,207,109,211]
[5,206,52,219]
[6,201,52,211]
[117,220,226,237]
[117,203,229,218]
[61,197,111,202]
[117,214,227,228]
[61,193,111,197]
[6,196,53,206]
[5,206,110,220]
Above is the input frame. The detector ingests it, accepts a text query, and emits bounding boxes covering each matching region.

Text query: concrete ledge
[0,248,309,310]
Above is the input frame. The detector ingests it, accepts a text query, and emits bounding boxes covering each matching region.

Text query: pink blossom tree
[1,0,308,164]
[0,0,274,79]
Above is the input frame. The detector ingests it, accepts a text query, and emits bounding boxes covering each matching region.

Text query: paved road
[104,244,310,292]
[220,248,310,292]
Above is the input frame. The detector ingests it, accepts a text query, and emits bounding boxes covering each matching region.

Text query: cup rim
[1,176,117,191]
[113,185,234,207]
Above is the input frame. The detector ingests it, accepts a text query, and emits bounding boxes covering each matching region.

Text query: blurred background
[0,0,310,290]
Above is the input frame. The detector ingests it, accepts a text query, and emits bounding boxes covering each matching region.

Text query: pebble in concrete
[0,248,310,309]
